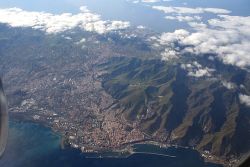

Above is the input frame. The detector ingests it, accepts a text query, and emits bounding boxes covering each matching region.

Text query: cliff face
[0,78,8,157]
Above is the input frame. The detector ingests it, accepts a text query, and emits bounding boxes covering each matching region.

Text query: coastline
[9,116,232,167]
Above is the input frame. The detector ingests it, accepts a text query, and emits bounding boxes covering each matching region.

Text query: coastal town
[5,29,155,153]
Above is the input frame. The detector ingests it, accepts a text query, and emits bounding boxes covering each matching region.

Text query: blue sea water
[0,121,223,167]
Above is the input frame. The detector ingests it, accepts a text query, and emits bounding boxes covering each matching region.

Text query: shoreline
[10,117,236,167]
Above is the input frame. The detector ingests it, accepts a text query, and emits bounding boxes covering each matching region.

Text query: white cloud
[153,29,189,60]
[187,22,207,29]
[222,81,236,90]
[79,6,90,13]
[240,84,245,89]
[64,36,72,40]
[165,15,202,22]
[156,15,250,69]
[127,0,172,4]
[152,6,231,14]
[75,38,86,45]
[161,48,178,60]
[188,68,212,78]
[137,25,146,29]
[141,0,160,3]
[0,7,130,34]
[132,1,140,4]
[239,94,250,107]
[157,29,190,45]
[181,61,215,78]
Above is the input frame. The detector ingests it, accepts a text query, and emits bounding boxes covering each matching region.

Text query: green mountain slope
[100,56,250,158]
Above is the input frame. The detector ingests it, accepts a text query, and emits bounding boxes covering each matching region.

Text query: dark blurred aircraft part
[0,78,8,157]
